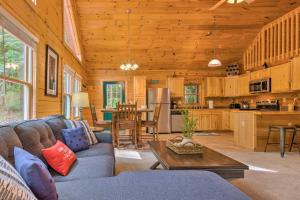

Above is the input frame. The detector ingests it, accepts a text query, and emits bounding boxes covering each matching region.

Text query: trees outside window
[184,85,199,104]
[0,27,33,124]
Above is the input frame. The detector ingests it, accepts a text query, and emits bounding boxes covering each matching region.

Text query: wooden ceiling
[76,0,300,71]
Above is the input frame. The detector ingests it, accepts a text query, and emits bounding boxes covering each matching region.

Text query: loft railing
[243,7,300,70]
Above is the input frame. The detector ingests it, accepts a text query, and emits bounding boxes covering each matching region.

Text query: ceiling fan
[209,0,256,11]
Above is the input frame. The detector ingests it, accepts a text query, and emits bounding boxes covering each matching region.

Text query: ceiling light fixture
[120,9,139,71]
[227,0,244,4]
[208,16,222,68]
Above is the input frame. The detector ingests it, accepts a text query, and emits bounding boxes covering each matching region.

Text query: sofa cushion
[14,147,58,200]
[43,115,67,142]
[11,120,56,161]
[42,141,77,176]
[55,171,250,200]
[52,155,114,182]
[94,131,113,144]
[75,143,114,158]
[0,125,23,164]
[62,127,89,152]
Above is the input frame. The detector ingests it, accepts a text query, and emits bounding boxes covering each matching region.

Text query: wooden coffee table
[149,141,249,179]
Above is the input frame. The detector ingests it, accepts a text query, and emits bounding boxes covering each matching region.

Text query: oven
[249,78,271,94]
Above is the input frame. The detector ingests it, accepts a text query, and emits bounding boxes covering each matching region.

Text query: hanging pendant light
[208,16,222,68]
[227,0,244,4]
[120,9,139,71]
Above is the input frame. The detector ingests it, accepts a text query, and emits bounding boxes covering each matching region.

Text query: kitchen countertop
[231,110,300,115]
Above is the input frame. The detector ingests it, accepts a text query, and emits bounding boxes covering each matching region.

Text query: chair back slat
[90,104,98,125]
[153,104,162,123]
[117,103,137,121]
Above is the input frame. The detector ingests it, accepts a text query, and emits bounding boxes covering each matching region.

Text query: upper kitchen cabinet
[133,76,147,107]
[167,77,184,97]
[206,77,224,97]
[270,62,291,93]
[291,56,300,91]
[224,76,239,97]
[238,74,250,96]
[250,69,270,81]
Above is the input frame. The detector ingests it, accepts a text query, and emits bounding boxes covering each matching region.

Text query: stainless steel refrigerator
[148,88,171,133]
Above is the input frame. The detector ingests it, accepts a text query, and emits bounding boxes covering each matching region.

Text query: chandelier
[120,9,139,71]
[208,16,222,68]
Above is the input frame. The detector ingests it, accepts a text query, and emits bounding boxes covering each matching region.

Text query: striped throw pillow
[0,156,37,200]
[64,120,98,145]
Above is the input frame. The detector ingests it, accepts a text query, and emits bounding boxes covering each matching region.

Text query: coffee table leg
[150,161,161,169]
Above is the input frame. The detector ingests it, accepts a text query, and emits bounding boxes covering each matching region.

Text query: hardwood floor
[115,132,300,200]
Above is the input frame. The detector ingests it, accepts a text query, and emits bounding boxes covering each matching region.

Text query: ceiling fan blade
[244,0,256,4]
[209,0,227,11]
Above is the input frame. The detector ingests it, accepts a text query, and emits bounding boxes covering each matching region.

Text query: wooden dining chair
[115,103,138,147]
[90,104,112,130]
[141,103,162,141]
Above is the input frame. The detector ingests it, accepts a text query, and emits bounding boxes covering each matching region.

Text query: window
[0,27,34,124]
[184,85,199,104]
[63,65,81,119]
[63,0,82,61]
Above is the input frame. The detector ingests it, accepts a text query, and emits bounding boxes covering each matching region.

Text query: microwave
[249,78,271,94]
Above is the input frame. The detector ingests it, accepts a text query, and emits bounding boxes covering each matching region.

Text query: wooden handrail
[243,7,300,70]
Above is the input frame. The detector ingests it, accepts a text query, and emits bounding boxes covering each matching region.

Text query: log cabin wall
[243,6,300,70]
[0,0,86,117]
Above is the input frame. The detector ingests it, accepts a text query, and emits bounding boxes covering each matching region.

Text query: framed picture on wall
[45,45,59,96]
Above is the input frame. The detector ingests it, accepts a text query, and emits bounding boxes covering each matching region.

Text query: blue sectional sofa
[0,115,250,200]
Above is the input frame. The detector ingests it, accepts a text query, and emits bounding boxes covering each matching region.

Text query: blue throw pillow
[61,127,89,152]
[14,147,58,200]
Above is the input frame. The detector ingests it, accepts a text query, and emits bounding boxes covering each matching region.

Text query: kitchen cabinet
[133,76,146,119]
[167,77,184,97]
[270,62,291,93]
[232,111,256,149]
[238,74,250,96]
[206,77,224,97]
[291,56,300,91]
[189,110,230,131]
[250,69,270,81]
[224,76,239,97]
[222,110,231,130]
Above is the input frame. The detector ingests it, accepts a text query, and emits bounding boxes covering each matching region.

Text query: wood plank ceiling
[76,0,300,71]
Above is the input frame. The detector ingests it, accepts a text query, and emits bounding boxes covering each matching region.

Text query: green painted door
[103,81,125,120]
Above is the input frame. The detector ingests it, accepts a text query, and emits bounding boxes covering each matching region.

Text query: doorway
[103,81,125,120]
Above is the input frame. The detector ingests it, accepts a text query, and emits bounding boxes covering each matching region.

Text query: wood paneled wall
[0,0,86,118]
[244,6,300,70]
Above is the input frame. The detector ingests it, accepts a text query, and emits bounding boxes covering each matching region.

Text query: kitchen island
[231,110,300,151]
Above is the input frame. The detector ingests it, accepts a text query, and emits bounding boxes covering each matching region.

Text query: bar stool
[264,125,297,157]
[289,125,300,152]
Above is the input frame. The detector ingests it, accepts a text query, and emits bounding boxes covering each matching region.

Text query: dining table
[100,108,153,147]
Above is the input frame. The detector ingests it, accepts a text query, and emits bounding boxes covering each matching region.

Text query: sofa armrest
[94,131,113,144]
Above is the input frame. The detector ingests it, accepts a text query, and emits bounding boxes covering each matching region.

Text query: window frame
[0,28,35,124]
[63,65,82,119]
[184,84,199,104]
[63,0,82,62]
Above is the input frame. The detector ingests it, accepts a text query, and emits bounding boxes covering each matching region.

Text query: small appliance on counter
[229,103,241,109]
[208,100,214,109]
[240,101,250,110]
[256,100,280,111]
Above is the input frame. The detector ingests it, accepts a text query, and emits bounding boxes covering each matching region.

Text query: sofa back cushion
[42,115,67,142]
[12,120,56,160]
[0,125,23,164]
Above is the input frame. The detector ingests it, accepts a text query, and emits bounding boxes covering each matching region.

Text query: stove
[256,100,280,111]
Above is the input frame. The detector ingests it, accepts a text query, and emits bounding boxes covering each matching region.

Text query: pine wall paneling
[0,0,86,118]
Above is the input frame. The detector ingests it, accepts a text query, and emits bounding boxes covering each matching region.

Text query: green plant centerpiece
[173,109,198,147]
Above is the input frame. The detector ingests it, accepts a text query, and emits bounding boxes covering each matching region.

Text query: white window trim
[0,7,37,123]
[63,65,82,119]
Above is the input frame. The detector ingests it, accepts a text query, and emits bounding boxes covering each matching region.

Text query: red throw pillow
[42,140,77,176]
